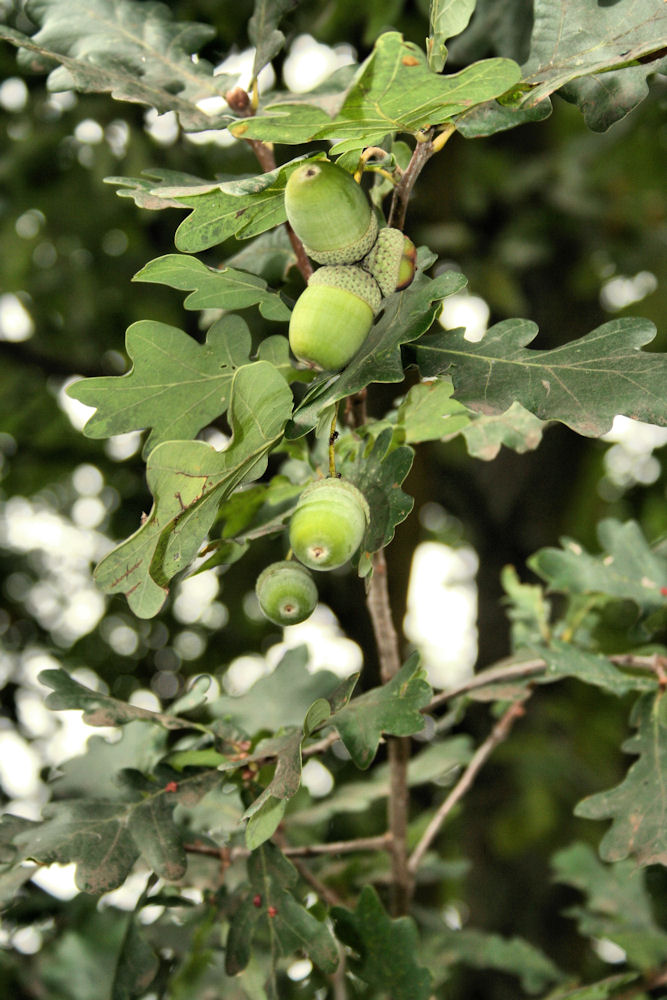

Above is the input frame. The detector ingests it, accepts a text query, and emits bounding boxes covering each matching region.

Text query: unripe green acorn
[255,560,318,626]
[289,266,381,371]
[289,478,370,571]
[361,228,417,296]
[285,160,378,265]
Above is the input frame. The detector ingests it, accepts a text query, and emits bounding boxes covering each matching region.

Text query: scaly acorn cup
[289,478,370,571]
[285,160,378,265]
[255,560,318,626]
[289,265,382,371]
[361,227,417,296]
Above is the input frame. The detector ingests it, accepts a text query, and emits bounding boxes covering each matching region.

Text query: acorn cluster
[285,159,417,371]
[256,161,405,627]
[255,478,369,627]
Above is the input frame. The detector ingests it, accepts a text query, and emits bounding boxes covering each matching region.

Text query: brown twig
[426,651,666,713]
[365,548,412,915]
[408,699,527,875]
[616,965,667,1000]
[388,134,439,230]
[289,855,344,909]
[183,833,391,863]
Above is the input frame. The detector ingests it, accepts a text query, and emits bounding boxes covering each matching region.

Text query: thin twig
[408,699,528,875]
[183,833,391,863]
[388,135,439,230]
[289,855,344,908]
[616,965,667,1000]
[426,651,666,713]
[365,548,412,915]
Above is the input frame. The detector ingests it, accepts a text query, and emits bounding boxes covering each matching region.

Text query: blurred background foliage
[0,1,666,997]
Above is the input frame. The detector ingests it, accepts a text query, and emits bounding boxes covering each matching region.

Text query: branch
[388,135,438,230]
[408,699,527,875]
[426,651,666,712]
[365,547,411,915]
[183,833,391,863]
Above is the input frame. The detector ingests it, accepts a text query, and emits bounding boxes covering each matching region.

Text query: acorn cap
[285,160,378,265]
[308,265,382,314]
[361,228,417,296]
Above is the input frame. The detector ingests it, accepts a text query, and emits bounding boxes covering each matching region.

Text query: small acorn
[289,265,382,371]
[285,160,378,265]
[255,560,318,626]
[361,228,417,296]
[289,478,370,571]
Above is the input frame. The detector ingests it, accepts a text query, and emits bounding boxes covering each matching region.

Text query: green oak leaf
[427,0,477,72]
[318,31,521,145]
[93,362,293,618]
[434,928,563,994]
[529,519,667,615]
[538,974,639,1000]
[67,315,252,457]
[455,97,553,138]
[410,317,667,437]
[575,693,667,868]
[332,885,433,999]
[552,841,667,969]
[330,654,432,769]
[462,400,545,459]
[111,879,160,1000]
[288,267,467,438]
[559,55,667,132]
[3,0,235,131]
[501,565,551,650]
[13,771,219,893]
[134,254,290,322]
[170,157,312,252]
[248,0,300,83]
[395,379,471,444]
[225,843,338,977]
[522,0,667,108]
[535,641,655,697]
[209,646,340,735]
[339,428,415,576]
[39,669,211,732]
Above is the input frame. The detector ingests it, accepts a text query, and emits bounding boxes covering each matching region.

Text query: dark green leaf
[331,654,432,769]
[575,693,667,868]
[462,401,545,459]
[68,316,251,457]
[522,0,667,107]
[536,641,655,697]
[248,0,299,82]
[3,0,235,130]
[501,565,551,650]
[559,55,667,132]
[539,973,639,1000]
[411,317,667,437]
[227,844,338,976]
[529,519,667,614]
[210,646,340,735]
[552,841,667,969]
[332,885,433,999]
[435,927,563,994]
[112,889,159,1000]
[134,254,290,322]
[340,428,415,575]
[39,668,210,732]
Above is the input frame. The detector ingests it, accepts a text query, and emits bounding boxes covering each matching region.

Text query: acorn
[288,265,382,371]
[255,560,318,626]
[289,479,370,571]
[361,228,417,296]
[285,160,378,265]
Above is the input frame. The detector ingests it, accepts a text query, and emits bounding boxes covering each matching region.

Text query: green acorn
[289,265,382,371]
[289,478,370,571]
[255,560,318,626]
[285,160,378,265]
[361,228,417,296]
